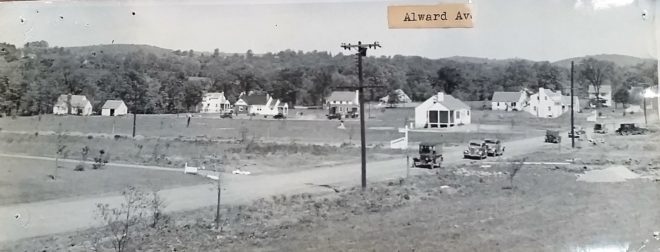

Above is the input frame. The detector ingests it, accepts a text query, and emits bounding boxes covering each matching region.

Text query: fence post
[406,155,410,179]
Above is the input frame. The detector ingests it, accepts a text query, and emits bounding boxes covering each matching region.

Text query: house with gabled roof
[198,92,231,113]
[526,88,579,118]
[491,91,528,111]
[53,94,93,116]
[414,92,471,128]
[326,90,359,117]
[101,100,128,116]
[235,92,288,117]
[379,89,412,104]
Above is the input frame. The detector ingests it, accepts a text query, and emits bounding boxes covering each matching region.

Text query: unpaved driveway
[0,134,553,243]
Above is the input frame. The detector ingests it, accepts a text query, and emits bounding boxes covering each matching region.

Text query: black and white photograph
[0,0,659,251]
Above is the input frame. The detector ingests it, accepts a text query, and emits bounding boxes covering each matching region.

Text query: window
[533,106,537,111]
[498,102,501,106]
[511,102,516,107]
[456,112,460,119]
[545,96,547,100]
[239,107,244,111]
[548,106,551,111]
[467,111,470,116]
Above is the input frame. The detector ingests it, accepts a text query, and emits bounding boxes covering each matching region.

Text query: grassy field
[0,157,206,205]
[0,107,617,147]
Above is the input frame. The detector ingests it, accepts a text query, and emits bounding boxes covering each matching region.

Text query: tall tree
[579,58,615,108]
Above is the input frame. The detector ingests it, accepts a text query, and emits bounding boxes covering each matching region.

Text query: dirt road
[0,134,553,243]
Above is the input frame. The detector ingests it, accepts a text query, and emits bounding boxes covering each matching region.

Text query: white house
[53,94,93,116]
[588,85,612,107]
[241,93,288,116]
[526,88,579,118]
[414,92,471,128]
[326,90,359,116]
[198,92,231,113]
[101,100,128,116]
[379,89,413,104]
[491,91,527,111]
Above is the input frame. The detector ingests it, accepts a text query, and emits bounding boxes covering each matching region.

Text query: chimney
[436,92,444,102]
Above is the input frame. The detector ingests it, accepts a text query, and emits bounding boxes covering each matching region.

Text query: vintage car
[568,126,586,139]
[220,111,233,119]
[616,123,650,135]
[412,142,443,169]
[593,123,607,134]
[273,113,286,119]
[463,140,488,159]
[327,113,342,120]
[484,139,505,156]
[545,130,561,143]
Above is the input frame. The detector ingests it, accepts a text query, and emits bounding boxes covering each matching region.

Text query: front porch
[426,110,456,128]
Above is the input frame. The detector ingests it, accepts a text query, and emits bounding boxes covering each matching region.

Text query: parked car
[273,113,286,119]
[412,142,443,169]
[616,123,650,135]
[220,112,233,119]
[484,139,505,156]
[593,123,607,134]
[463,140,487,159]
[568,126,586,139]
[545,130,561,143]
[327,113,342,120]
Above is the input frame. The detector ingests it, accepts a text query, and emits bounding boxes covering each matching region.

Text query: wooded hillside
[0,41,656,115]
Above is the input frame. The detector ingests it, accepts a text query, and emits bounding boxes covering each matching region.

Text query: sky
[0,0,656,61]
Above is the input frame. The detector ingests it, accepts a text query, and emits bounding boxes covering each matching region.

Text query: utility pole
[571,61,575,149]
[340,41,382,190]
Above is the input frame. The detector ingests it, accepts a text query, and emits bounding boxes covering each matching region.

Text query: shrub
[74,164,85,171]
[88,135,94,140]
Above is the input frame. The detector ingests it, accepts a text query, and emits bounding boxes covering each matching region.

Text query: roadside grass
[0,157,205,205]
[10,156,658,252]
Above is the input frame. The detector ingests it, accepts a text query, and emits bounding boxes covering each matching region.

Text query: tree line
[0,40,656,116]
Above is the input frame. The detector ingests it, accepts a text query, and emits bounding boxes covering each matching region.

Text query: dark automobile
[616,123,650,135]
[484,139,505,156]
[545,130,561,143]
[220,112,233,119]
[463,140,487,159]
[412,142,443,169]
[273,113,286,119]
[327,113,342,120]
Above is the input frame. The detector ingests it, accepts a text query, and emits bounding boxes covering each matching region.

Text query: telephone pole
[571,61,575,148]
[340,41,382,190]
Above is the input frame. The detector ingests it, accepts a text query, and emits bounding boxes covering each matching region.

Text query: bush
[88,135,94,140]
[74,164,85,171]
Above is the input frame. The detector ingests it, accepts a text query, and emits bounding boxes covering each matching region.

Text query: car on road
[464,140,488,159]
[484,139,505,156]
[412,142,443,169]
[273,113,286,119]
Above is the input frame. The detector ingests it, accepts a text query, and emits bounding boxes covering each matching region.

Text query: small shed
[101,100,128,116]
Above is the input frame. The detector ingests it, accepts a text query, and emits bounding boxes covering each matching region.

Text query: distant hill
[66,44,174,56]
[552,54,656,68]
